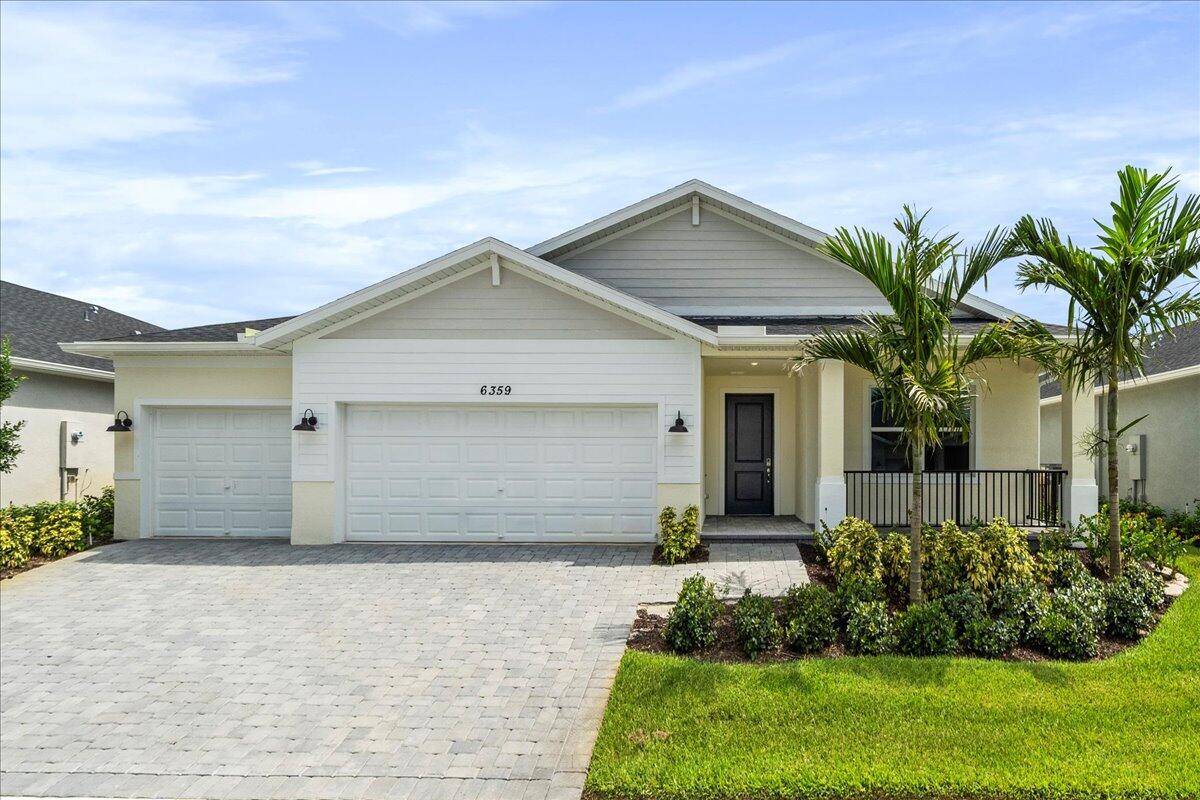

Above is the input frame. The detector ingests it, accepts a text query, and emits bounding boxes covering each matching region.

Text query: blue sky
[1,0,1197,327]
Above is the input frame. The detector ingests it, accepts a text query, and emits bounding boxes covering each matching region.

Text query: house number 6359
[480,385,512,395]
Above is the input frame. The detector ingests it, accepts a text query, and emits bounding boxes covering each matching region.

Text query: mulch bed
[627,543,1176,664]
[651,543,710,566]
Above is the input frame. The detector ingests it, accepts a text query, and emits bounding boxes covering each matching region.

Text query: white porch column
[814,359,846,528]
[1061,384,1099,523]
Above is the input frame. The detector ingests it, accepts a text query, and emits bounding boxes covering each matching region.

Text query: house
[61,180,1092,544]
[1040,322,1199,514]
[0,281,162,505]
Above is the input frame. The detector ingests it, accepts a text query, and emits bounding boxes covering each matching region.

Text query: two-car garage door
[344,405,658,542]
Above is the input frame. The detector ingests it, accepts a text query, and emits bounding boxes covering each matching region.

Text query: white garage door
[344,405,658,542]
[151,408,291,537]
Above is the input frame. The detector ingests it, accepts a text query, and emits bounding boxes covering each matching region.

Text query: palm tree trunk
[1106,363,1121,576]
[909,434,924,603]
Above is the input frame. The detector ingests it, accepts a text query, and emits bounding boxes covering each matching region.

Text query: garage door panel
[345,403,656,541]
[152,408,290,538]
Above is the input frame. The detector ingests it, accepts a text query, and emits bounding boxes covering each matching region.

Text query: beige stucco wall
[1040,401,1062,466]
[1,371,115,505]
[111,354,292,539]
[974,359,1042,469]
[291,481,336,544]
[702,372,798,517]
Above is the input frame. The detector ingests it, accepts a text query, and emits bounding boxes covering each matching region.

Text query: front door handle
[765,457,772,484]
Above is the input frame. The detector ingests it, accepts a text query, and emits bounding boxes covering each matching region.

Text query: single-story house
[1,281,161,505]
[62,180,1094,544]
[1040,322,1199,514]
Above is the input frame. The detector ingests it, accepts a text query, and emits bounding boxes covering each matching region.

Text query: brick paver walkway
[0,540,806,800]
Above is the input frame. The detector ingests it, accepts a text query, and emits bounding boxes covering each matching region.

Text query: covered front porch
[699,351,1097,531]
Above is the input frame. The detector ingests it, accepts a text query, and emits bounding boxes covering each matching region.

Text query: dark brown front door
[725,394,774,515]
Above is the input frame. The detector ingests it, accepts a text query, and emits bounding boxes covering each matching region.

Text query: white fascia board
[1039,364,1200,405]
[253,237,718,347]
[59,341,279,358]
[10,356,114,382]
[528,179,828,258]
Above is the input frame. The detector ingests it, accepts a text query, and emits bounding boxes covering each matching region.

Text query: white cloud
[291,161,375,177]
[0,2,291,152]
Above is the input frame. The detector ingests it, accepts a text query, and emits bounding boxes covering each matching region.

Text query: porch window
[869,388,971,471]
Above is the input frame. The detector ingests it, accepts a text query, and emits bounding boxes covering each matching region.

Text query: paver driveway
[1,539,805,800]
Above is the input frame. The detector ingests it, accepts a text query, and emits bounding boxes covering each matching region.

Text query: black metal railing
[844,469,1066,529]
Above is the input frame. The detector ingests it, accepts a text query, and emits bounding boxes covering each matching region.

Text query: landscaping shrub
[781,584,836,654]
[1053,571,1106,627]
[961,616,1019,658]
[976,517,1036,591]
[939,586,986,635]
[1121,560,1165,611]
[812,521,835,564]
[1,508,34,569]
[989,579,1050,644]
[922,520,988,599]
[1042,549,1090,590]
[1164,506,1200,545]
[1103,575,1154,640]
[732,590,783,659]
[1034,606,1098,661]
[833,572,885,623]
[895,600,957,656]
[826,516,882,583]
[880,531,910,593]
[663,574,720,653]
[30,503,85,558]
[80,486,115,544]
[658,505,700,565]
[844,600,896,655]
[1076,509,1186,575]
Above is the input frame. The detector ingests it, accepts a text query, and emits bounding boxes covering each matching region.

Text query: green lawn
[586,550,1200,800]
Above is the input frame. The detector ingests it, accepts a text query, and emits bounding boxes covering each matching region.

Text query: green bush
[1,508,34,569]
[939,587,986,635]
[1033,607,1098,661]
[1103,576,1154,640]
[1053,572,1106,628]
[1075,510,1186,575]
[31,503,85,558]
[833,573,885,623]
[880,532,910,593]
[781,584,836,654]
[844,600,896,656]
[989,579,1051,644]
[961,616,1019,658]
[826,517,882,583]
[976,517,1036,591]
[895,600,957,656]
[732,590,782,660]
[812,521,835,564]
[1163,507,1200,545]
[1042,549,1090,590]
[664,574,720,653]
[1121,561,1165,610]
[923,518,1035,600]
[80,486,115,544]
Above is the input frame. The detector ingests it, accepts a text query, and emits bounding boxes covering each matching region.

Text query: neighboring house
[0,282,162,505]
[62,180,1089,544]
[1040,322,1200,513]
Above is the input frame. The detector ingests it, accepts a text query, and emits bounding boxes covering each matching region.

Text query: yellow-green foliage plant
[977,516,1035,592]
[826,516,882,583]
[31,503,85,559]
[1,508,34,569]
[657,506,687,565]
[922,520,988,599]
[678,505,700,553]
[880,531,911,593]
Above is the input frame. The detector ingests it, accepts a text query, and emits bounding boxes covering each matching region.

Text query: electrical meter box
[1122,433,1146,482]
[60,420,84,469]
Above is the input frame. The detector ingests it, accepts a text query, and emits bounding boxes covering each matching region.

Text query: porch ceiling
[703,356,795,376]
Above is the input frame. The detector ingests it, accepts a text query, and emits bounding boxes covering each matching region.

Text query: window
[869,388,971,472]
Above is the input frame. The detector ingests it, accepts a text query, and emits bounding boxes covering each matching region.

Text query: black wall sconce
[106,411,133,432]
[293,409,319,432]
[668,411,688,433]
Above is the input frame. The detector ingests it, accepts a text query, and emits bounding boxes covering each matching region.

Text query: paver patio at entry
[1,539,806,800]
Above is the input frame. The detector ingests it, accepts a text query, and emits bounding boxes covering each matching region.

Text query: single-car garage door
[344,405,657,542]
[151,407,291,537]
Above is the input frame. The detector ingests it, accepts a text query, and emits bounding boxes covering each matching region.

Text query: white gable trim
[10,356,114,382]
[253,238,718,348]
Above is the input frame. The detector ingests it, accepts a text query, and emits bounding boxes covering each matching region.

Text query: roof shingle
[1040,322,1200,398]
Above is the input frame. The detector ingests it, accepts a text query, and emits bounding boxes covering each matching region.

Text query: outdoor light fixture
[668,411,688,434]
[106,411,133,432]
[293,409,318,432]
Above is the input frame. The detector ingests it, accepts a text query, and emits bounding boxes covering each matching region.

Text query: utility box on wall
[60,420,85,469]
[1123,433,1146,482]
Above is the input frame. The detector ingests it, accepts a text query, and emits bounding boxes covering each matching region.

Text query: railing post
[953,471,963,526]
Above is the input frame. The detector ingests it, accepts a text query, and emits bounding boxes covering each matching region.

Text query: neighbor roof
[1040,322,1200,399]
[99,317,295,343]
[687,316,1071,336]
[1,281,161,373]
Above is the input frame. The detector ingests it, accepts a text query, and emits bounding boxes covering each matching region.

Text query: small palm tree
[797,208,1055,602]
[1012,166,1200,576]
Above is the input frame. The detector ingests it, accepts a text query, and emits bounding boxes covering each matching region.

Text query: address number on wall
[480,385,513,396]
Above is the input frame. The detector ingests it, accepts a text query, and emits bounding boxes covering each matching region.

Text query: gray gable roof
[686,316,1070,336]
[96,316,295,344]
[1040,322,1200,399]
[0,281,162,373]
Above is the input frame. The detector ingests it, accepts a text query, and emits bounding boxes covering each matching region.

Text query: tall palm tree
[797,208,1055,602]
[1011,166,1200,576]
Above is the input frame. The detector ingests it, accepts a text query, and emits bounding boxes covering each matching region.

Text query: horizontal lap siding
[291,338,702,484]
[556,207,888,315]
